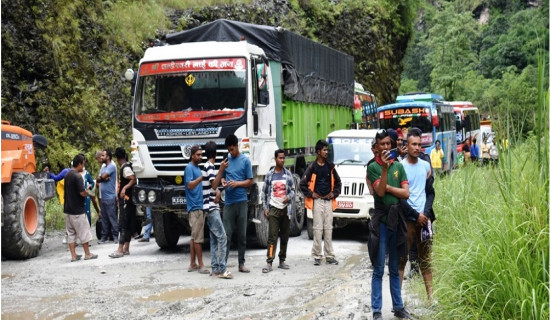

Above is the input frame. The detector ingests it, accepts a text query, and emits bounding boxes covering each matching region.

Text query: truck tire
[1,172,46,259]
[253,205,269,248]
[307,218,314,240]
[152,210,180,249]
[289,174,305,236]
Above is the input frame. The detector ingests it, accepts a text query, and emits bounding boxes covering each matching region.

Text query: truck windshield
[328,137,375,165]
[379,106,433,135]
[135,58,247,123]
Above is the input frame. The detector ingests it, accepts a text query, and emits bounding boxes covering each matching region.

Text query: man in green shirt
[367,129,412,320]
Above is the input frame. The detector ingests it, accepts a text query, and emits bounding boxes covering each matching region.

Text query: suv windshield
[135,58,247,123]
[328,137,375,165]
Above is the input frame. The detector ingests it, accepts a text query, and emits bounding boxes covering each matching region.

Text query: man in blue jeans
[367,129,413,320]
[202,141,232,279]
[97,149,118,244]
[215,134,253,273]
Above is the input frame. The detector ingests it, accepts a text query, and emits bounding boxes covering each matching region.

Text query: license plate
[337,201,353,208]
[172,197,186,205]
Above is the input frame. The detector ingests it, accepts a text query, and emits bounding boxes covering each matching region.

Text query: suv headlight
[138,190,146,202]
[148,190,157,203]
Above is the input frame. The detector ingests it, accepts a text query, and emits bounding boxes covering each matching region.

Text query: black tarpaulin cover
[165,19,354,107]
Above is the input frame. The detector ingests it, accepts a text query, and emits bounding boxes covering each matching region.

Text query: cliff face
[1,0,413,170]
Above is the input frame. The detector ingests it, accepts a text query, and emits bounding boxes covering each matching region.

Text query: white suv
[306,129,377,239]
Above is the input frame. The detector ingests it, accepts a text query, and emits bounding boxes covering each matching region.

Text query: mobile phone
[387,148,399,160]
[402,139,407,148]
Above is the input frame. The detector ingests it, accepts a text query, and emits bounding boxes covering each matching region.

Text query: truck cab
[306,129,377,238]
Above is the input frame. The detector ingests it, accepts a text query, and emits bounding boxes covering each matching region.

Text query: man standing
[64,154,97,261]
[97,149,118,244]
[185,145,209,274]
[398,130,434,302]
[202,141,232,279]
[430,140,444,175]
[367,129,412,320]
[109,148,137,258]
[215,134,253,273]
[300,139,341,266]
[261,149,295,273]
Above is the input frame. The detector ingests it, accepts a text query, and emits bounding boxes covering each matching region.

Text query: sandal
[123,251,130,255]
[278,262,290,270]
[108,251,124,259]
[239,265,250,273]
[187,266,199,272]
[262,264,273,273]
[198,268,210,274]
[218,270,233,279]
[84,253,98,260]
[71,254,82,262]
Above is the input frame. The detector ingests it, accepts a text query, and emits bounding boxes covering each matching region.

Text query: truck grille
[147,143,228,172]
[342,182,366,197]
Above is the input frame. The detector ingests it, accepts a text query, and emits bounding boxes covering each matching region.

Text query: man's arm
[187,174,203,190]
[331,167,342,198]
[386,183,409,199]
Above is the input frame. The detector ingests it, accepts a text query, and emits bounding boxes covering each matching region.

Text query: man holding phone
[367,129,412,320]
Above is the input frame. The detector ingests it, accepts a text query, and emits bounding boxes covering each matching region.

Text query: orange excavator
[1,120,55,259]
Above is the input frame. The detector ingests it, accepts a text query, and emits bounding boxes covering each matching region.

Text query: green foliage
[432,140,549,319]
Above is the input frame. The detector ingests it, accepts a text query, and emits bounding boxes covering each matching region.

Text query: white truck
[306,129,377,239]
[125,20,358,248]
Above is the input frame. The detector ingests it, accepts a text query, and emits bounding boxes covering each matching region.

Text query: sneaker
[138,238,149,242]
[313,259,321,266]
[393,307,414,319]
[134,234,143,240]
[373,312,383,320]
[326,258,339,265]
[97,238,107,244]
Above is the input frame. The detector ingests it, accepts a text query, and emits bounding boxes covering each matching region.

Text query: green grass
[422,50,549,319]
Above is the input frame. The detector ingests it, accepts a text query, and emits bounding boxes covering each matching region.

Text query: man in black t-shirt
[64,154,97,262]
[300,140,342,266]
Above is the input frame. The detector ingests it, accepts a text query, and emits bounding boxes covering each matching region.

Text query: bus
[355,82,378,129]
[449,101,480,164]
[378,93,457,171]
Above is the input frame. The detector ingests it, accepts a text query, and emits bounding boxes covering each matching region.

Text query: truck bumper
[132,182,187,211]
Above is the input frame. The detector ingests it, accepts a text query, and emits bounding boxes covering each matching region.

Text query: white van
[306,129,377,239]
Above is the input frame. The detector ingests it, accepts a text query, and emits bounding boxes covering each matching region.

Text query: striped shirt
[201,161,219,212]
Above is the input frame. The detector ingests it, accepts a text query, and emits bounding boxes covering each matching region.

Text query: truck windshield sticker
[139,58,246,76]
[137,110,244,123]
[155,127,221,138]
[380,107,430,119]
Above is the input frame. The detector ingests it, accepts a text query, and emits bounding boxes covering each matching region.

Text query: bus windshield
[328,137,374,165]
[135,58,247,123]
[379,106,433,135]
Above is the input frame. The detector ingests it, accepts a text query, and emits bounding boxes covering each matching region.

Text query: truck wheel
[253,205,269,248]
[1,172,46,259]
[307,218,314,240]
[152,210,180,249]
[290,174,305,236]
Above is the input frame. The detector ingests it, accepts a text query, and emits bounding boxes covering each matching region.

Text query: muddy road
[2,225,431,320]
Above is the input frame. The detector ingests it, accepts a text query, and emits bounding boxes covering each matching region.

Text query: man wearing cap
[185,145,209,274]
[367,129,412,320]
[109,147,137,258]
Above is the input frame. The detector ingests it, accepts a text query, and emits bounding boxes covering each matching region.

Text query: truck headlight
[148,190,157,203]
[138,190,146,202]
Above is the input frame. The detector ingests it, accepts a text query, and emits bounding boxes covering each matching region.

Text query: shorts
[65,213,93,244]
[188,209,205,243]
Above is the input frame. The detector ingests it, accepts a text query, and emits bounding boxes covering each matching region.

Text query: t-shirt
[99,162,117,200]
[401,158,430,216]
[64,169,85,215]
[269,171,288,209]
[223,153,253,205]
[185,162,204,212]
[201,161,219,212]
[313,162,331,196]
[367,158,408,206]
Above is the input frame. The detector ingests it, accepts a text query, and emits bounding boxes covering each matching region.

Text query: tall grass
[430,51,549,319]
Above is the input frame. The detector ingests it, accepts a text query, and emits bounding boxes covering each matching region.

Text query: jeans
[206,209,227,274]
[223,200,248,266]
[143,206,153,239]
[371,222,403,313]
[100,198,118,241]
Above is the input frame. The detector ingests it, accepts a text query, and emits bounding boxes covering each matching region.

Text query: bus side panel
[281,99,352,156]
